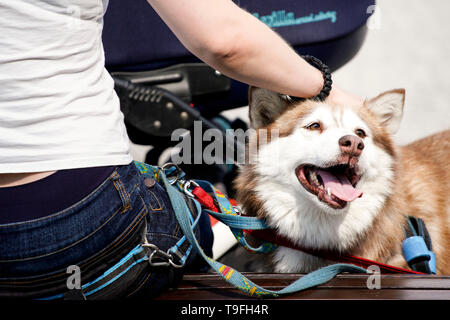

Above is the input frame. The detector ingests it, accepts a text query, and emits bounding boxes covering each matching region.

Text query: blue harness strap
[195,180,276,254]
[38,244,148,300]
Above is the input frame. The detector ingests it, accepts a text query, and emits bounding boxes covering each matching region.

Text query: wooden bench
[158,273,450,300]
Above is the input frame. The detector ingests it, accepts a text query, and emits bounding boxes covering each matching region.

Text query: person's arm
[146,0,363,104]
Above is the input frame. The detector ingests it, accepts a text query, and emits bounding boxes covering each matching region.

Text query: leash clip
[160,163,199,201]
[182,180,199,198]
[142,240,185,269]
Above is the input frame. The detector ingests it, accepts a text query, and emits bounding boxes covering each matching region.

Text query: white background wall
[333,0,450,145]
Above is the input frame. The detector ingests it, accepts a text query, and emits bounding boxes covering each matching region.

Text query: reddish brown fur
[235,97,450,274]
[354,130,450,274]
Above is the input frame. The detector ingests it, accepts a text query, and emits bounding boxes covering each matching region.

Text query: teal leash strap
[206,209,269,230]
[194,180,276,254]
[160,172,368,298]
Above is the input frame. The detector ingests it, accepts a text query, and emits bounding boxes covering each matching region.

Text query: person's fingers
[327,85,364,107]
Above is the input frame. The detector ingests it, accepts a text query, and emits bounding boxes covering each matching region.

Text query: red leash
[244,229,424,274]
[192,186,220,212]
[191,184,424,275]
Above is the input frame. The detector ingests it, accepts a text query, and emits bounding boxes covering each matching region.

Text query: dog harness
[190,179,436,276]
[184,167,436,275]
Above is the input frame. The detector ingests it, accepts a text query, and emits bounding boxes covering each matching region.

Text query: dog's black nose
[339,135,364,157]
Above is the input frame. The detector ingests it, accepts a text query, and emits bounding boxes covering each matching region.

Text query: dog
[234,86,450,274]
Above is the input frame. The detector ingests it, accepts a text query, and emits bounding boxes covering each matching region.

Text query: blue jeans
[0,162,213,299]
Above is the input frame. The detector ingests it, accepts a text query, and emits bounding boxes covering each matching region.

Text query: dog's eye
[355,129,367,138]
[306,122,322,131]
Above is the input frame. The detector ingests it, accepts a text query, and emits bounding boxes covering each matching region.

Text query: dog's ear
[365,89,405,134]
[248,86,289,129]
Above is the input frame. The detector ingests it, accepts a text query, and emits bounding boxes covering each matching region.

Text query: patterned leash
[135,161,368,298]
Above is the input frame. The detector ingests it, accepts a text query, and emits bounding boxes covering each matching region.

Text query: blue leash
[155,163,368,298]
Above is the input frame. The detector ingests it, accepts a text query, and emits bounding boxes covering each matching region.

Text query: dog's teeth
[327,187,332,197]
[310,171,320,185]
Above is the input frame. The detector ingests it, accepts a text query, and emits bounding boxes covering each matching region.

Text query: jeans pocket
[110,171,132,214]
[142,177,169,213]
[146,190,163,212]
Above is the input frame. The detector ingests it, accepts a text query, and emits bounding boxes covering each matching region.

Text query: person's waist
[0,163,147,275]
[0,171,60,188]
[0,165,117,224]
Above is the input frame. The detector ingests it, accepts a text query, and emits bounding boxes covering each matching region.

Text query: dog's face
[237,87,405,249]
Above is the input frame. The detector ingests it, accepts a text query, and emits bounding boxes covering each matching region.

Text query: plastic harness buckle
[402,236,436,273]
[402,216,436,274]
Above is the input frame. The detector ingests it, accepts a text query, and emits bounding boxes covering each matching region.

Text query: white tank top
[0,0,132,173]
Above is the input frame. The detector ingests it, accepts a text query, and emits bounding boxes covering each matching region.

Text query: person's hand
[327,85,364,107]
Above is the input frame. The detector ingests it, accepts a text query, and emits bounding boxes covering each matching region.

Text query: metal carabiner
[142,240,185,268]
[182,180,199,198]
[161,162,182,185]
[167,248,185,269]
[148,250,171,268]
[142,242,171,267]
[232,205,243,216]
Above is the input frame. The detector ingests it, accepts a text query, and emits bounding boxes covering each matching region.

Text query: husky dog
[235,87,450,274]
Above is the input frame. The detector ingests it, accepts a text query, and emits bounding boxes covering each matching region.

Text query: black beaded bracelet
[288,55,332,103]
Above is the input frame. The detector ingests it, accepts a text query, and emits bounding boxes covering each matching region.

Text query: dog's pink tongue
[316,169,362,202]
